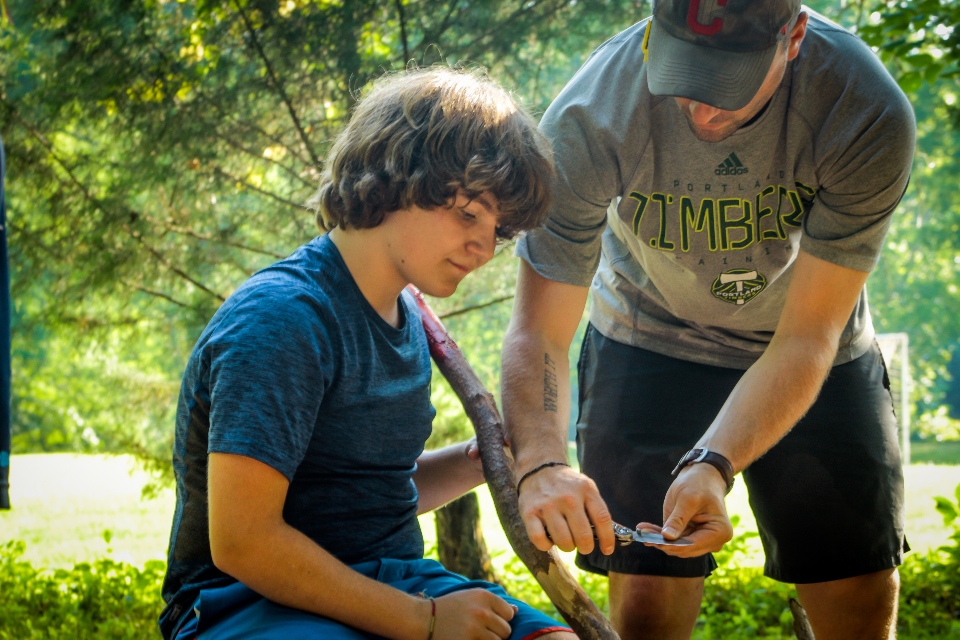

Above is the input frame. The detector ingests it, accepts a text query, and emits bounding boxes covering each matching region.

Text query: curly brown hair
[307,67,553,240]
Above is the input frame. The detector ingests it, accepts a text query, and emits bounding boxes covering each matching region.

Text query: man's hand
[517,465,617,556]
[637,464,733,558]
[433,589,517,640]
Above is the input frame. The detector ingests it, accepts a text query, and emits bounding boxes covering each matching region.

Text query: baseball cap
[646,0,801,111]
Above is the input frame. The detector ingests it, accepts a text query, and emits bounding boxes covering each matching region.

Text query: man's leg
[608,573,703,640]
[742,343,906,636]
[795,569,899,640]
[574,326,736,640]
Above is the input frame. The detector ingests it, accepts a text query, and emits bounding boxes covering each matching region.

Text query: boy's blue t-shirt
[159,234,436,639]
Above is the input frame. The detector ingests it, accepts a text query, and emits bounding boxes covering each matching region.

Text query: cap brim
[646,21,777,111]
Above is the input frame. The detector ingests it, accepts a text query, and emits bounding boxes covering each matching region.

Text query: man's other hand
[518,465,616,556]
[637,463,733,558]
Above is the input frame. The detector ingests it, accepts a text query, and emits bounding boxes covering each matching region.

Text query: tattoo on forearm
[543,353,558,412]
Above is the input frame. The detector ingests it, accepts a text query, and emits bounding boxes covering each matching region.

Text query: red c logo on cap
[687,0,728,35]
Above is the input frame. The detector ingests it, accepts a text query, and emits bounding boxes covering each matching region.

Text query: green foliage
[712,514,759,568]
[914,406,960,442]
[2,0,959,455]
[910,439,960,464]
[897,483,960,637]
[5,477,960,639]
[859,0,960,103]
[1,0,644,468]
[0,540,164,639]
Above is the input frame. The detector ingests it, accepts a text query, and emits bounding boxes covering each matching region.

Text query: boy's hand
[464,437,484,474]
[463,434,510,475]
[433,589,517,640]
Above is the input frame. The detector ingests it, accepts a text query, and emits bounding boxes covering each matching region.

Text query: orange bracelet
[426,597,436,640]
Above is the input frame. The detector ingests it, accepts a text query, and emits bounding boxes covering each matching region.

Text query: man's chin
[684,118,738,143]
[689,126,736,143]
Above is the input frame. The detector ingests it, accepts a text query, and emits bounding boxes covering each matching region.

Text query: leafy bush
[4,485,960,638]
[0,541,164,639]
[494,488,960,639]
[897,484,960,638]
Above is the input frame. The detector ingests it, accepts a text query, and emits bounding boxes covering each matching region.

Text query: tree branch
[418,0,463,53]
[438,294,514,320]
[10,111,228,303]
[156,220,287,259]
[790,598,816,640]
[122,280,190,308]
[213,130,317,189]
[459,0,564,60]
[210,165,309,214]
[409,286,620,640]
[124,226,226,302]
[395,0,410,64]
[232,0,323,169]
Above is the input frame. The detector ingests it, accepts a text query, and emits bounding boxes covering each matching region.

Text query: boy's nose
[468,227,496,265]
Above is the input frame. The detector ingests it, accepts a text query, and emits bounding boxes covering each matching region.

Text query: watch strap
[671,448,735,494]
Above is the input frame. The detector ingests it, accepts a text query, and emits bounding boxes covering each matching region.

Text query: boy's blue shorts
[175,558,572,640]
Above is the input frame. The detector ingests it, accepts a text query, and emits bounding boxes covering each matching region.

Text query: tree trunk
[409,286,620,640]
[436,491,500,585]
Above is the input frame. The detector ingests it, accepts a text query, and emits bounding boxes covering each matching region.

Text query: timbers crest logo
[711,269,767,305]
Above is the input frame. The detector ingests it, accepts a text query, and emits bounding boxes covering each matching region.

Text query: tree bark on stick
[789,598,816,640]
[409,286,620,640]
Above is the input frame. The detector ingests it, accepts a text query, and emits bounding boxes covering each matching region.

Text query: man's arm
[208,453,517,640]
[500,260,616,556]
[413,439,485,514]
[644,250,871,556]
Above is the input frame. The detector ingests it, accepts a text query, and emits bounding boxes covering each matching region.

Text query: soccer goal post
[876,333,911,465]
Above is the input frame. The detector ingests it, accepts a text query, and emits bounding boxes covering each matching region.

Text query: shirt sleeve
[516,32,650,287]
[204,283,337,481]
[799,36,916,272]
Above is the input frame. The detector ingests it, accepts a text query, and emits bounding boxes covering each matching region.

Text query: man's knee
[608,573,704,640]
[796,569,899,640]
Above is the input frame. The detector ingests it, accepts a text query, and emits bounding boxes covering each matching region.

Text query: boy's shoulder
[194,234,424,358]
[196,236,350,349]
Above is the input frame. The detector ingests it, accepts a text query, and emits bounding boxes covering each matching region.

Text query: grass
[2,451,960,573]
[911,439,960,465]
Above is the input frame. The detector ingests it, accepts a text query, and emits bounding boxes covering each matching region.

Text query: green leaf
[905,53,936,68]
[934,496,958,526]
[924,63,944,84]
[898,71,923,93]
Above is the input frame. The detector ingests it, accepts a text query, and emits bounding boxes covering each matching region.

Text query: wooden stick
[790,598,816,640]
[410,286,620,640]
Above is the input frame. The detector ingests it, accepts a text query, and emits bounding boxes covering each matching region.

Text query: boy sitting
[159,67,576,640]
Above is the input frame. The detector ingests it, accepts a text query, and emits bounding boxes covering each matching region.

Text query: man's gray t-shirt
[517,10,915,368]
[159,235,435,639]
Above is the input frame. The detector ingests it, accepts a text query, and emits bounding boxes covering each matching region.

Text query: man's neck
[328,227,406,327]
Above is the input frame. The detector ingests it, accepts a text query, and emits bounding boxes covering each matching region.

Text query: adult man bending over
[501,1,915,638]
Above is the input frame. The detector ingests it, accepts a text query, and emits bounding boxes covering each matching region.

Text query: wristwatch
[671,448,735,495]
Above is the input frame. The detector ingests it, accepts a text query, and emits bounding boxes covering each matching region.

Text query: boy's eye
[460,209,477,221]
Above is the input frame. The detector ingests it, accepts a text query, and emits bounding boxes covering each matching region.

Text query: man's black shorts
[574,324,908,584]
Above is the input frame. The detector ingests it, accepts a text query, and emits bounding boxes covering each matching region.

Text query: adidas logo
[715,152,749,176]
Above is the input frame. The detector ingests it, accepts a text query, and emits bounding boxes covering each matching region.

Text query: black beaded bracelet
[516,461,570,495]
